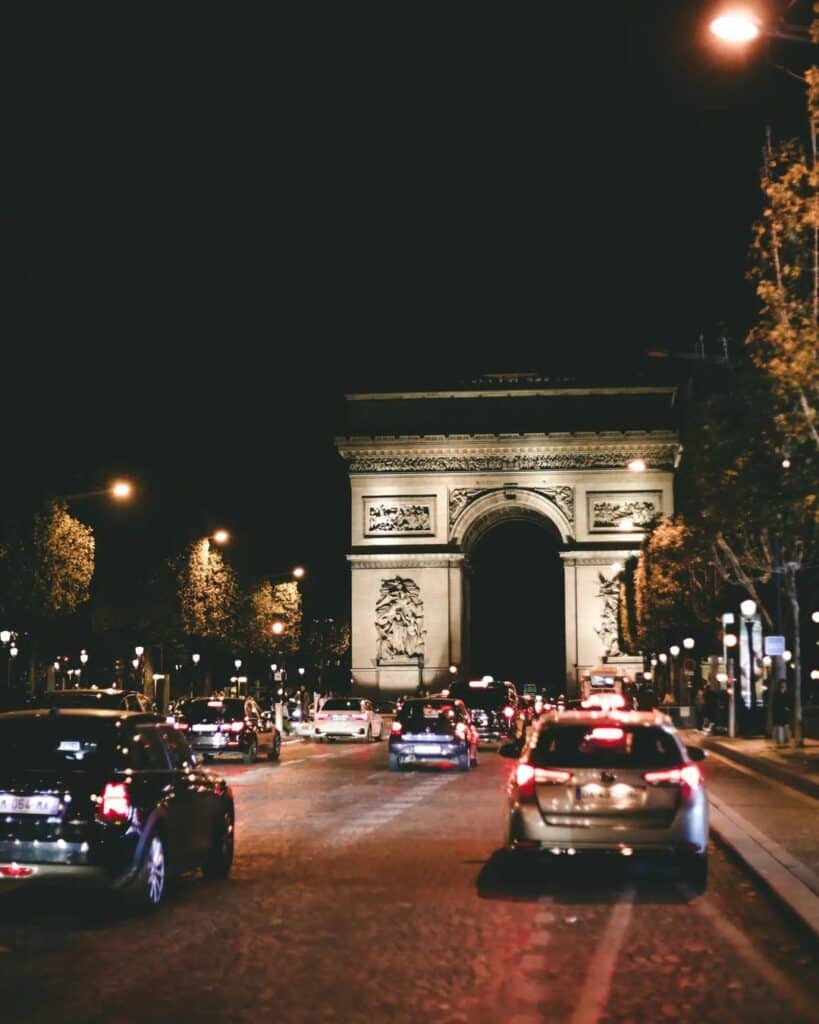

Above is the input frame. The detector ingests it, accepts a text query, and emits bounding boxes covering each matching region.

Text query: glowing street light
[724,633,738,647]
[0,630,11,645]
[110,479,133,500]
[212,529,230,545]
[669,644,680,658]
[134,645,144,658]
[292,566,305,580]
[683,637,696,650]
[710,11,761,44]
[811,610,819,624]
[271,621,285,636]
[79,650,89,666]
[234,658,242,671]
[192,652,200,665]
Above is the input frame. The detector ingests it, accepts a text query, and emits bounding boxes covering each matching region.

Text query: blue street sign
[764,635,786,656]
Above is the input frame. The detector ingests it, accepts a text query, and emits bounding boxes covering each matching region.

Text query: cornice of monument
[335,431,681,473]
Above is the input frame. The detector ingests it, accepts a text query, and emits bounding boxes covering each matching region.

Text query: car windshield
[448,683,510,710]
[322,699,362,712]
[530,725,682,769]
[181,699,245,723]
[36,690,124,709]
[0,717,119,773]
[399,702,458,734]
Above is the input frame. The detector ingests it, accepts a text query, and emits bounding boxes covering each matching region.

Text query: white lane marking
[567,884,636,1024]
[684,885,819,1021]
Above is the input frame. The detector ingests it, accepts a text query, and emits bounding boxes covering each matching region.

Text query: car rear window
[182,699,245,723]
[530,725,682,769]
[0,717,120,773]
[322,699,362,711]
[448,684,510,710]
[399,703,459,733]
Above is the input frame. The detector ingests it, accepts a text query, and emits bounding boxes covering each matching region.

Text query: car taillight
[316,712,329,721]
[99,782,131,824]
[503,706,516,719]
[643,764,702,799]
[229,720,245,733]
[391,720,403,735]
[514,763,572,800]
[174,721,189,730]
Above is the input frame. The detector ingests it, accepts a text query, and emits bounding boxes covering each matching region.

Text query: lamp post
[8,643,19,692]
[724,632,739,737]
[669,644,680,702]
[740,599,760,731]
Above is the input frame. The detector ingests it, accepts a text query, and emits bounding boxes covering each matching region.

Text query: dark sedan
[0,709,234,911]
[388,697,479,770]
[33,688,154,713]
[174,696,281,763]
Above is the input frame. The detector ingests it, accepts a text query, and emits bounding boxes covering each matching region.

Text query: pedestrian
[772,678,792,747]
[694,686,706,731]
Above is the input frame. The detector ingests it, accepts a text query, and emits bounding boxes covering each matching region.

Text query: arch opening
[467,519,565,695]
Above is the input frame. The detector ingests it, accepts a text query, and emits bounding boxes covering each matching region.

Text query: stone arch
[451,488,573,553]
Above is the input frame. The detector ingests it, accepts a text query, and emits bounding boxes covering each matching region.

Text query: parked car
[313,698,383,742]
[174,697,281,763]
[388,697,479,771]
[34,688,154,713]
[500,707,709,888]
[448,678,524,745]
[0,709,235,910]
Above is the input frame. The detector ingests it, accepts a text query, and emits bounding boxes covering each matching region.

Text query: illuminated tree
[243,580,302,659]
[177,538,239,642]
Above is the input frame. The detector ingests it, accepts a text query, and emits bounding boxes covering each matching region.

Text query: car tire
[202,812,234,880]
[458,750,470,771]
[388,752,401,771]
[269,732,281,761]
[470,751,478,768]
[680,851,708,892]
[122,832,166,913]
[375,724,384,742]
[243,741,257,765]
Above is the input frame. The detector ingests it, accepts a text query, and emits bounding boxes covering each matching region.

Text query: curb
[708,793,819,941]
[701,737,819,801]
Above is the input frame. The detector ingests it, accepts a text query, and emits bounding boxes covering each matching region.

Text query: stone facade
[337,381,680,696]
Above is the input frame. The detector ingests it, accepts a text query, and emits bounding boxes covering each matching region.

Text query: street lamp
[79,650,88,665]
[8,643,18,691]
[740,599,760,723]
[134,645,144,658]
[192,652,200,665]
[709,9,812,45]
[110,479,133,501]
[212,529,230,545]
[234,658,242,671]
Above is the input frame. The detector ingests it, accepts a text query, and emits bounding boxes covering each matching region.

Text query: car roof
[46,688,140,697]
[0,708,163,723]
[539,709,673,729]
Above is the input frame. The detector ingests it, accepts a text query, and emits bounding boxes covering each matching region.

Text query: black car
[447,679,524,745]
[34,688,154,713]
[175,696,281,763]
[0,709,235,911]
[388,697,479,771]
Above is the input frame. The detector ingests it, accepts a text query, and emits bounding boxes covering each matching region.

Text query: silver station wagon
[501,708,709,888]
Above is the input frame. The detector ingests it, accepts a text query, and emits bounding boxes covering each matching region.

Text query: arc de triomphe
[335,375,680,697]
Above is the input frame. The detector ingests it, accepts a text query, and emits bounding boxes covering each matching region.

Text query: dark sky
[2,1,814,613]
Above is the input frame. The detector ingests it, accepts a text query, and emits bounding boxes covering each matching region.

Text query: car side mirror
[685,746,707,762]
[499,740,522,758]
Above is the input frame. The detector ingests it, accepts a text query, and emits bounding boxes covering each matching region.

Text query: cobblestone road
[0,741,817,1023]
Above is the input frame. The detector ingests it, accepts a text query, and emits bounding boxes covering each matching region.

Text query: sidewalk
[682,730,819,939]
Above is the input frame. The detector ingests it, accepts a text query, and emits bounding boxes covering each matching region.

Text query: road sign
[764,635,786,656]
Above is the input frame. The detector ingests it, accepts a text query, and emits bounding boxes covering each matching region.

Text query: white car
[313,698,383,742]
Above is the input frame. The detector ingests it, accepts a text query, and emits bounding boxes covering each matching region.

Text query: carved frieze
[587,491,662,533]
[346,446,678,474]
[594,571,622,659]
[363,496,436,536]
[375,576,425,663]
[448,485,575,530]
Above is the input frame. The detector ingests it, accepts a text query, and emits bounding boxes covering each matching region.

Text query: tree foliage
[177,538,238,642]
[304,616,350,683]
[243,580,302,658]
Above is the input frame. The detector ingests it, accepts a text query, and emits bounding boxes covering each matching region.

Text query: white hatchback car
[313,698,384,742]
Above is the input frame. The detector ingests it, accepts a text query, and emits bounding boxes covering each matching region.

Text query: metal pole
[728,656,736,738]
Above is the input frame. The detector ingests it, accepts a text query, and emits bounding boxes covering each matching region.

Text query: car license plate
[192,724,216,733]
[0,793,60,815]
[332,715,348,720]
[415,744,440,754]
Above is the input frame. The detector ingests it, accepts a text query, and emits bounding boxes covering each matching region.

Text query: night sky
[3,1,814,615]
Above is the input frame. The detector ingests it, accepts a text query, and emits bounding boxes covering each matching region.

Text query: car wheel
[269,732,281,761]
[680,851,708,892]
[202,812,234,880]
[388,752,401,771]
[375,723,384,742]
[123,833,166,913]
[243,741,257,765]
[470,750,478,768]
[458,750,470,771]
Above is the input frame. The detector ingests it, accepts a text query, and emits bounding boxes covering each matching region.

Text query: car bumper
[314,723,369,739]
[0,835,140,888]
[506,797,709,856]
[189,733,248,755]
[390,740,467,765]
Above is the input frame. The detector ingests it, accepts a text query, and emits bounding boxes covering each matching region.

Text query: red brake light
[100,782,131,823]
[589,727,625,743]
[229,721,245,733]
[643,764,702,796]
[503,706,515,719]
[514,763,572,800]
[0,864,34,878]
[391,720,403,735]
[174,721,189,730]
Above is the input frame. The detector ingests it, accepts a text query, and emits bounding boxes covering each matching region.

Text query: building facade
[335,374,680,697]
